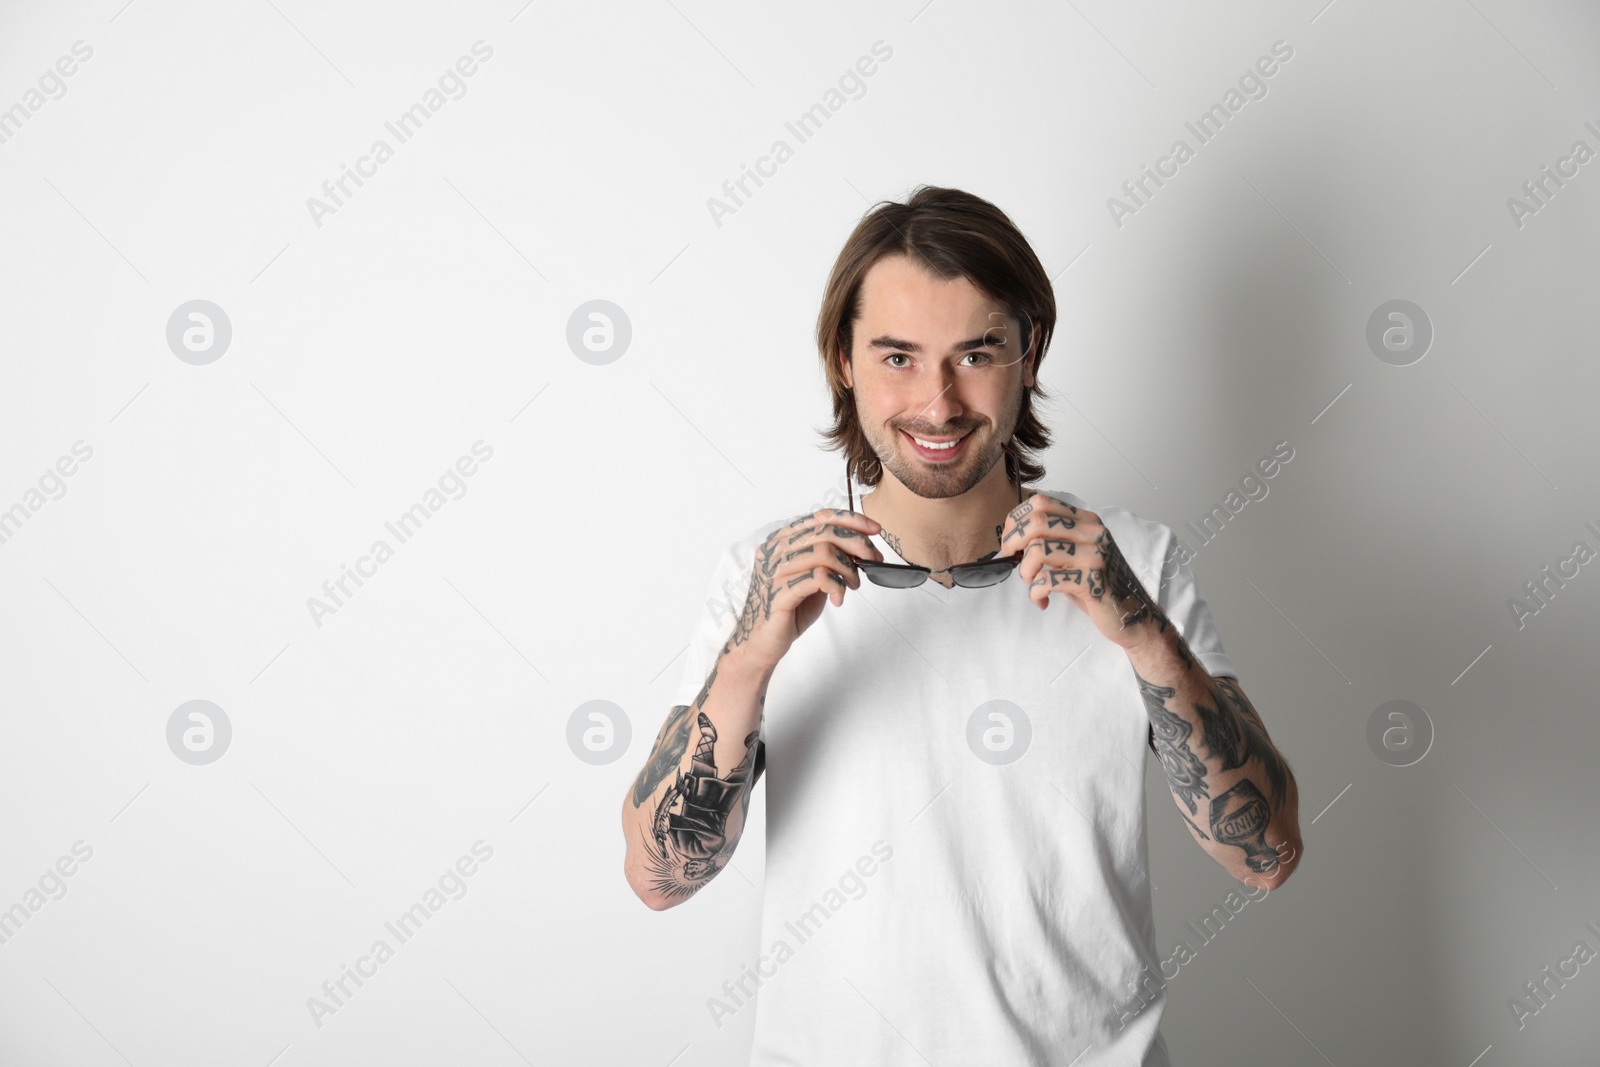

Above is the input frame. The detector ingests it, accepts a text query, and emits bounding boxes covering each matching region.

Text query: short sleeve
[669,536,754,709]
[1153,522,1237,680]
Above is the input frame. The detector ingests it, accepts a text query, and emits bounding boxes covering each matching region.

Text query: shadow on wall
[1152,147,1449,1065]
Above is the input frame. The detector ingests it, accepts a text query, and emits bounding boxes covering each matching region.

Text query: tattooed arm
[621,506,882,911]
[994,494,1303,887]
[1128,629,1303,889]
[620,640,773,911]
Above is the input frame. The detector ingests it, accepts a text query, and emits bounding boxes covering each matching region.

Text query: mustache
[897,423,979,438]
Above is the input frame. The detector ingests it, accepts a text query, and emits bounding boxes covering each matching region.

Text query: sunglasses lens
[952,558,1020,588]
[860,563,926,589]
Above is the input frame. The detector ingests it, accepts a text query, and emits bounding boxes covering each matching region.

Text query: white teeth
[912,435,962,450]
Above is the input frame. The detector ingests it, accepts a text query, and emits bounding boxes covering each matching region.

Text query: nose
[911,363,964,432]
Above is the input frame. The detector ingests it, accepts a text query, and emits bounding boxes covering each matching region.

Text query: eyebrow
[866,333,1005,353]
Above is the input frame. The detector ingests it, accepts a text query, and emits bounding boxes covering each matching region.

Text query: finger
[784,518,885,564]
[1001,493,1088,547]
[759,519,878,622]
[999,497,1038,554]
[1028,568,1055,608]
[819,508,887,560]
[1040,566,1103,600]
[821,506,882,534]
[774,543,864,591]
[762,563,838,617]
[762,506,890,615]
[825,566,851,607]
[785,506,881,542]
[825,522,886,563]
[1003,501,1081,562]
[1031,566,1085,605]
[1017,536,1079,588]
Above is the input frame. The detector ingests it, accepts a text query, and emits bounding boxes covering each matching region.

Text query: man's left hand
[999,493,1166,651]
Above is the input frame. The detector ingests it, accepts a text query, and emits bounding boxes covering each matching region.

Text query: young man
[621,186,1302,1065]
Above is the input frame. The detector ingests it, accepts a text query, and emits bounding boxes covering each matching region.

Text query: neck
[862,464,1026,574]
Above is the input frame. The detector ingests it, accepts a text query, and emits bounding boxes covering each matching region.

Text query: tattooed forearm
[630,703,694,808]
[1129,640,1300,883]
[1140,675,1210,816]
[693,657,720,712]
[1211,676,1290,809]
[636,712,763,903]
[1140,668,1282,873]
[732,541,780,648]
[1091,529,1191,668]
[1098,528,1157,630]
[626,624,776,908]
[630,645,728,808]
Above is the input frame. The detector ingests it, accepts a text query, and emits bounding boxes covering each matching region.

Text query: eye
[963,351,993,367]
[884,353,910,368]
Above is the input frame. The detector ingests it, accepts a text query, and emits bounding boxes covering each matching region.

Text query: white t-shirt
[671,487,1236,1067]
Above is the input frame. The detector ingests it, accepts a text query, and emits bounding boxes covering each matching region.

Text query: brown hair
[815,184,1057,488]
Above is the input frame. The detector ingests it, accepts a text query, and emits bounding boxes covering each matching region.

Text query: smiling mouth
[902,429,972,459]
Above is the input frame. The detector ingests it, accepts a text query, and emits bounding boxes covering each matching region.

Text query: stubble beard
[864,386,1024,501]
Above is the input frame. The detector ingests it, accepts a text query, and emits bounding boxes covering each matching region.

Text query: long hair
[814,185,1057,488]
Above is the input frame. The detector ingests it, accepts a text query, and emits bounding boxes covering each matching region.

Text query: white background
[2,1,1598,1064]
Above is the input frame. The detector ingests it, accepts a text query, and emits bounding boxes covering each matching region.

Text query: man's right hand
[729,507,884,668]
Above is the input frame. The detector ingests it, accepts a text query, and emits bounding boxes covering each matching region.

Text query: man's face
[841,253,1035,500]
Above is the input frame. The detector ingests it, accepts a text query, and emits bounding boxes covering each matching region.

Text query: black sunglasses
[856,552,1024,589]
[847,470,1027,589]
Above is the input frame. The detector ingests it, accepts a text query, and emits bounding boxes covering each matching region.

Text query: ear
[839,344,853,390]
